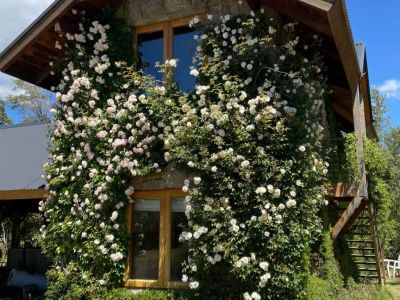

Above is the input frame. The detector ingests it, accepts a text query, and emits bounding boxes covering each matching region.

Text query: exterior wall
[128,0,250,27]
[128,0,250,189]
[132,163,196,190]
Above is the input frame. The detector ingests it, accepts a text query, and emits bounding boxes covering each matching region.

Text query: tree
[0,100,12,126]
[1,79,53,124]
[371,88,389,139]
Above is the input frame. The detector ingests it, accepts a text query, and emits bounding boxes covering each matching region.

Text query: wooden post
[367,203,386,285]
[11,213,22,249]
[352,85,368,198]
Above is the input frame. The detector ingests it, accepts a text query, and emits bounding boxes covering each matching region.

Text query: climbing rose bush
[40,10,178,286]
[40,6,329,300]
[167,12,329,299]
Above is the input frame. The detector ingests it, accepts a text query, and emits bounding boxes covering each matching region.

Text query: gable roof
[0,122,50,191]
[0,0,374,135]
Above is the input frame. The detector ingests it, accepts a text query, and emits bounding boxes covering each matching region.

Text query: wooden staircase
[343,208,382,282]
[329,184,386,285]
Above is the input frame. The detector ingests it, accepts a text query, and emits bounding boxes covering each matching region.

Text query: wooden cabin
[0,0,384,289]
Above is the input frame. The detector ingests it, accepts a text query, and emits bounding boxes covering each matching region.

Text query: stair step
[356,268,378,272]
[359,274,379,278]
[351,225,370,228]
[349,247,374,251]
[347,240,373,243]
[351,254,375,258]
[353,261,376,265]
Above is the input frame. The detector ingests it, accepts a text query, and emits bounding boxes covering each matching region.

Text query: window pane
[138,31,163,81]
[131,198,160,280]
[173,26,198,92]
[170,197,187,281]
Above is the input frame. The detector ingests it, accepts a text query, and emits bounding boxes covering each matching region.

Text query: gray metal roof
[0,122,50,191]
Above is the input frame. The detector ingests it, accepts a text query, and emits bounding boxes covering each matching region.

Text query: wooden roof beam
[0,189,47,201]
[0,0,75,72]
[332,102,353,124]
[327,0,360,97]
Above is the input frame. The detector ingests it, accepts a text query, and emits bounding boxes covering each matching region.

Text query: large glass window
[137,31,163,81]
[136,18,198,92]
[131,199,160,280]
[173,27,198,92]
[170,197,187,281]
[126,190,188,289]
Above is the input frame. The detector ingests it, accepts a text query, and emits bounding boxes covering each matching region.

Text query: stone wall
[132,163,197,190]
[128,0,250,27]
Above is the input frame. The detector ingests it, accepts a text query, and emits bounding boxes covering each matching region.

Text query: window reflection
[170,197,187,281]
[173,26,198,92]
[131,199,160,280]
[138,31,163,81]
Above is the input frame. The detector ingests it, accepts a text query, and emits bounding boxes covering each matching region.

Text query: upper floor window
[173,26,198,92]
[137,31,164,82]
[136,17,199,91]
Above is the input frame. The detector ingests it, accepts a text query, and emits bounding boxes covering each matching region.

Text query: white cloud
[377,79,400,99]
[0,0,55,100]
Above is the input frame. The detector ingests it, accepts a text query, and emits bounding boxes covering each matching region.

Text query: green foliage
[343,133,360,183]
[364,137,395,251]
[307,233,393,300]
[306,275,333,300]
[320,233,343,294]
[306,276,393,300]
[0,100,12,125]
[46,263,98,300]
[339,132,395,256]
[1,79,52,124]
[46,264,180,300]
[94,289,177,300]
[42,6,350,300]
[167,13,329,300]
[41,6,179,294]
[383,127,400,257]
[371,88,389,139]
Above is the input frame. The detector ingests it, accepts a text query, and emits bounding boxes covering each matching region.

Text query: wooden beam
[332,102,353,124]
[327,0,360,97]
[353,85,369,197]
[259,0,333,36]
[367,203,386,285]
[0,0,76,71]
[331,196,365,239]
[0,189,47,200]
[329,182,360,198]
[298,0,333,12]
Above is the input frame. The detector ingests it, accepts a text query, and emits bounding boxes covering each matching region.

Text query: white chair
[385,255,400,278]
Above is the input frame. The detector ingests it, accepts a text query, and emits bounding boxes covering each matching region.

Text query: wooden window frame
[134,15,205,84]
[135,16,201,62]
[125,189,188,289]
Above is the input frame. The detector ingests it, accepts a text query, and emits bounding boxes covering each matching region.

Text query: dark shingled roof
[0,122,50,191]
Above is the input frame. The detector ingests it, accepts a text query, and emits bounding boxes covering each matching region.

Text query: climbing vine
[40,6,330,300]
[168,12,329,300]
[40,7,178,290]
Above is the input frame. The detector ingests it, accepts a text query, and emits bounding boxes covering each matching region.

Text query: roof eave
[0,0,75,72]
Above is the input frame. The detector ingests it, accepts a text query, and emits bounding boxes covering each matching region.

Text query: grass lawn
[385,278,400,299]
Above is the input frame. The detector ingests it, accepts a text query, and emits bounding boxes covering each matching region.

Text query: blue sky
[347,1,400,127]
[0,1,399,127]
